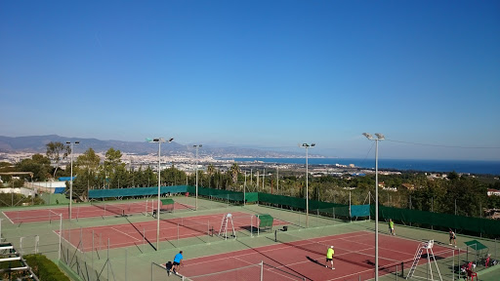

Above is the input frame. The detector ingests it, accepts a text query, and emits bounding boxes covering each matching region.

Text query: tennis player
[389,219,395,236]
[449,230,457,247]
[325,246,335,270]
[170,251,183,275]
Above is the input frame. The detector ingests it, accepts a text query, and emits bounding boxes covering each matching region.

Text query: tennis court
[2,195,498,281]
[175,231,453,281]
[2,200,192,223]
[60,212,289,252]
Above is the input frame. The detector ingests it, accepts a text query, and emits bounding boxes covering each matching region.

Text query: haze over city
[1,1,499,160]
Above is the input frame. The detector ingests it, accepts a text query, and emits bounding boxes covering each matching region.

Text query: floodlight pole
[301,143,315,227]
[363,132,384,281]
[193,144,202,211]
[66,141,79,220]
[148,137,173,250]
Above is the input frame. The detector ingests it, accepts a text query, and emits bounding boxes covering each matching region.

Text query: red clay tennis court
[178,231,453,281]
[60,212,289,252]
[2,200,192,223]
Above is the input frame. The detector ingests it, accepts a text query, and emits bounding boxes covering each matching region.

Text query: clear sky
[1,0,499,160]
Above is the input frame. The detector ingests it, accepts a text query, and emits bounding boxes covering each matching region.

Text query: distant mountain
[0,135,301,158]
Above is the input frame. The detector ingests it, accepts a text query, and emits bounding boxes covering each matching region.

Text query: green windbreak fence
[258,193,306,209]
[186,186,260,203]
[376,205,500,236]
[256,193,363,218]
[89,185,188,199]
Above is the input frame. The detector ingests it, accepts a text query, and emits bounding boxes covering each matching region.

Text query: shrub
[24,254,70,281]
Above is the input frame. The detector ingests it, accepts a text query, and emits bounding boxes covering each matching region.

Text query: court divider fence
[186,186,500,238]
[87,185,500,237]
[151,260,307,281]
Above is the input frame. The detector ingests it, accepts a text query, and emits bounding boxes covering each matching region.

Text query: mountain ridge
[0,135,304,158]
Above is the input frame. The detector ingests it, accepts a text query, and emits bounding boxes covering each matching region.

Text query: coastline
[222,157,500,175]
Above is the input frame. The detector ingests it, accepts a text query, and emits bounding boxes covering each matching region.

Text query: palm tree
[230,163,240,184]
[207,164,215,188]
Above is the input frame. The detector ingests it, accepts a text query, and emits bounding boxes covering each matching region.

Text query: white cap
[330,246,334,248]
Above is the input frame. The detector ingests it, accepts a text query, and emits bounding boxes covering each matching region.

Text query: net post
[80,227,83,252]
[251,215,253,238]
[274,230,277,242]
[178,223,180,241]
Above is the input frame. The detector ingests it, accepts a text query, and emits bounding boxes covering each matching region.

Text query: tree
[230,163,240,184]
[15,154,51,181]
[102,148,125,188]
[207,164,215,188]
[72,148,101,201]
[46,142,70,179]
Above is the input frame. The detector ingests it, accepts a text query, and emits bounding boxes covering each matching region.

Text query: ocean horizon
[224,158,500,175]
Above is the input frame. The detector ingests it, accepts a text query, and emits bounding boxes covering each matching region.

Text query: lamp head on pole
[147,137,173,143]
[300,143,316,148]
[363,133,385,141]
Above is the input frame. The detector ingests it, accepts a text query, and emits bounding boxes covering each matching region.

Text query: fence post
[125,248,128,281]
[58,214,62,260]
[458,248,461,280]
[452,248,455,281]
[260,261,264,281]
[107,238,110,280]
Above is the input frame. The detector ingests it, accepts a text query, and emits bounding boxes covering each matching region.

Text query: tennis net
[274,230,331,257]
[165,217,213,237]
[91,201,148,217]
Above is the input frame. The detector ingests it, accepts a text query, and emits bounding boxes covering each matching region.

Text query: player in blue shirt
[170,251,183,276]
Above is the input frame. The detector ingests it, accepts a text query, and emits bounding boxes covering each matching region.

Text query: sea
[224,158,500,175]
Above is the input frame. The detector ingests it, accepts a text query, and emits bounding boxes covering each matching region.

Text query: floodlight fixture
[300,142,315,227]
[66,141,79,220]
[363,132,384,281]
[147,136,174,250]
[193,144,202,210]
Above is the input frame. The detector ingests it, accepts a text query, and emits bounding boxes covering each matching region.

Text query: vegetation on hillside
[1,142,500,218]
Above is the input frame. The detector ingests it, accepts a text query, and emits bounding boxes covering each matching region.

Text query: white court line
[110,226,142,242]
[1,212,14,224]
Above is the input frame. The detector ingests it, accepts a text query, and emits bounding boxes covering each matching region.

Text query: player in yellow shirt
[325,246,335,270]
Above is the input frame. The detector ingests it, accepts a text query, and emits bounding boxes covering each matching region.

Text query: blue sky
[1,0,499,160]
